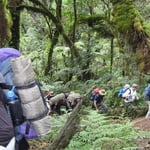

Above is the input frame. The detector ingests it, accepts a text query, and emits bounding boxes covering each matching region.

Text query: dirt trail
[133,117,150,149]
[133,117,150,131]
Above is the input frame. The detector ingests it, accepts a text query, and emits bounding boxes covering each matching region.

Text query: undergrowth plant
[29,108,150,150]
[65,110,149,150]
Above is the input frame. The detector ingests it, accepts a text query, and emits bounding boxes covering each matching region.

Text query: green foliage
[65,110,143,150]
[18,0,150,120]
[29,107,150,149]
[111,1,139,33]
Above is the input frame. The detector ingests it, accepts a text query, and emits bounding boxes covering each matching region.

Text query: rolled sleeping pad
[11,56,35,86]
[11,56,50,137]
[31,115,50,137]
[50,93,65,104]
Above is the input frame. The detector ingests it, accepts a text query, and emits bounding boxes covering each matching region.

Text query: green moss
[0,0,12,45]
[143,23,150,37]
[111,1,143,33]
[78,14,105,24]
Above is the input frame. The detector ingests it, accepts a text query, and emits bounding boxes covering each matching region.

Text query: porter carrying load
[0,48,50,148]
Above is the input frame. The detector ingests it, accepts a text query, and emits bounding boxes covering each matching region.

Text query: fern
[66,110,147,150]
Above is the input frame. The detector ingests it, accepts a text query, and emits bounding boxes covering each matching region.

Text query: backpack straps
[0,87,8,105]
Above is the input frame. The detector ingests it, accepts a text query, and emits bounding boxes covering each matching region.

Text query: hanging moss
[78,14,105,25]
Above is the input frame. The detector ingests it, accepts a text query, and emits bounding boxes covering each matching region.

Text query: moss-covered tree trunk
[44,30,59,76]
[111,0,150,73]
[0,0,12,47]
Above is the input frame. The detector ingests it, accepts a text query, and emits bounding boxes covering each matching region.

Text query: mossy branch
[78,14,105,26]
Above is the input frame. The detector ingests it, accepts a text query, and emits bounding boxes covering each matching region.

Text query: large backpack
[0,88,14,147]
[143,85,150,101]
[117,88,130,98]
[0,48,50,144]
[90,88,100,100]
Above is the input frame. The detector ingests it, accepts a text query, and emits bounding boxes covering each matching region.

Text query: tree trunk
[110,37,114,73]
[0,0,12,47]
[9,9,20,49]
[44,30,59,76]
[46,100,83,150]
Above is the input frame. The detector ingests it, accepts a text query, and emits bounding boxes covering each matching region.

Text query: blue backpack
[143,85,150,101]
[118,88,130,98]
[90,93,95,101]
[0,48,50,141]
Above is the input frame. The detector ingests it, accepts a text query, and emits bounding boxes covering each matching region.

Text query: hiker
[143,80,150,118]
[122,84,139,103]
[49,92,71,114]
[0,85,15,148]
[91,88,108,113]
[0,48,30,150]
[67,91,82,109]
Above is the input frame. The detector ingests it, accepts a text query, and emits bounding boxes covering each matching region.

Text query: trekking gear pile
[0,48,50,148]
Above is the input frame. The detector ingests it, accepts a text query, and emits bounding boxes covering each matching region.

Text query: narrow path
[133,117,150,131]
[132,117,150,149]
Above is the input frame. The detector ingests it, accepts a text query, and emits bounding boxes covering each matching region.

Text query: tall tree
[44,0,61,75]
[8,0,22,49]
[19,0,79,78]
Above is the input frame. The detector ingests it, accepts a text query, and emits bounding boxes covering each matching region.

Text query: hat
[132,84,138,87]
[124,84,130,89]
[99,89,106,95]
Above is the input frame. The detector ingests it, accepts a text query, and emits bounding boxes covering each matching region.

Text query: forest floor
[29,116,150,150]
[133,117,150,149]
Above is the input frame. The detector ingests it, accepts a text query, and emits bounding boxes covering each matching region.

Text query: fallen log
[46,99,83,150]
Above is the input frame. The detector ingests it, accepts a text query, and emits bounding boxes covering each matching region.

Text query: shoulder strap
[125,88,131,94]
[128,88,131,94]
[0,87,8,105]
[0,83,12,89]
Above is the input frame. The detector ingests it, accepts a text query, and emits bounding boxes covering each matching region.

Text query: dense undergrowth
[29,108,150,150]
[32,73,150,150]
[40,76,148,119]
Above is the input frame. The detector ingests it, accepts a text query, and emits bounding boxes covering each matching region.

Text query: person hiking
[67,91,82,109]
[143,80,150,118]
[49,92,71,114]
[118,84,130,98]
[0,48,30,150]
[0,85,15,148]
[91,88,108,113]
[122,84,139,103]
